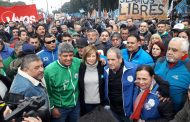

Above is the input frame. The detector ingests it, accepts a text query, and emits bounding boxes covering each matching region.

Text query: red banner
[0,4,39,23]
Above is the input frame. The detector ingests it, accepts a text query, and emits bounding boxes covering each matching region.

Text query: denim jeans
[51,102,80,122]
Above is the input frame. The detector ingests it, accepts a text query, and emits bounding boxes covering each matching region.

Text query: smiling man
[121,34,153,65]
[44,42,81,122]
[154,37,190,113]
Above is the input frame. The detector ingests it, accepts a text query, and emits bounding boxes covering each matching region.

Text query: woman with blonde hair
[147,34,162,52]
[78,45,105,116]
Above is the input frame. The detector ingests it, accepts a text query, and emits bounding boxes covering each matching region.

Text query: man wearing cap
[75,38,88,59]
[37,34,58,67]
[44,42,81,122]
[171,23,185,37]
[7,43,36,79]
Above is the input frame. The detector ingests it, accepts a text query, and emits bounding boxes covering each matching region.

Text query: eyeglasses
[45,40,56,44]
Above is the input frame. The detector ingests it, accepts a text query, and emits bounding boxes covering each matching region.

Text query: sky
[10,0,70,13]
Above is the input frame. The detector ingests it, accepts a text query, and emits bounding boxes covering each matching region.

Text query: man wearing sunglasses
[37,34,58,67]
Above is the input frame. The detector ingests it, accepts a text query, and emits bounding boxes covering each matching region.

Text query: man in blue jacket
[121,34,153,65]
[154,37,190,113]
[37,34,58,67]
[104,47,138,122]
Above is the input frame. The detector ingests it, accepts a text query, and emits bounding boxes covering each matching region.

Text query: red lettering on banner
[0,4,39,23]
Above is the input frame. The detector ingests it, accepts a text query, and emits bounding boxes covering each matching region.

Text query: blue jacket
[154,57,190,112]
[121,47,153,65]
[104,60,138,117]
[9,70,49,107]
[0,45,14,60]
[134,84,160,120]
[37,46,58,67]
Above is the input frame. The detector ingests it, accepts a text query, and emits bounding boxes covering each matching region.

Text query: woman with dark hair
[177,30,190,41]
[130,65,174,122]
[78,45,105,116]
[149,41,165,62]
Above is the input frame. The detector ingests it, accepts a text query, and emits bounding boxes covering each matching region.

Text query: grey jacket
[170,99,190,122]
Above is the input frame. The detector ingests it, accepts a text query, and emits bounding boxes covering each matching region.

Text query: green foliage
[0,1,25,6]
[61,0,119,13]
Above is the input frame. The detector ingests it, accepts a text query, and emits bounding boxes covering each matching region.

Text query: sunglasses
[45,40,56,44]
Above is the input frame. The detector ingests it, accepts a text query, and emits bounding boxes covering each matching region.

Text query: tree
[0,1,25,6]
[61,2,70,13]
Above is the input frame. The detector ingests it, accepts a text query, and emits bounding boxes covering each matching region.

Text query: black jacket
[78,61,105,116]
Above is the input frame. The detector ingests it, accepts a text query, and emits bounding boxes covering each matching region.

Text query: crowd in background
[0,16,190,122]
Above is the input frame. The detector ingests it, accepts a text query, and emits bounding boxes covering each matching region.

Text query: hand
[157,91,170,102]
[51,107,61,118]
[100,58,106,66]
[3,106,12,117]
[22,116,42,122]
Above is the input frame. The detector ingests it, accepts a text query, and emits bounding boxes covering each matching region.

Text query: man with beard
[35,24,46,45]
[37,34,58,67]
[154,37,190,114]
[87,29,104,52]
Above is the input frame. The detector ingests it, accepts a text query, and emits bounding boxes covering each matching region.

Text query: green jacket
[3,53,17,80]
[44,58,81,109]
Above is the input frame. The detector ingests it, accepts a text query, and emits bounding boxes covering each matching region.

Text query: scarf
[130,89,150,120]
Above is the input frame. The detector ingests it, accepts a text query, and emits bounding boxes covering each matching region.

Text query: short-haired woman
[78,45,105,116]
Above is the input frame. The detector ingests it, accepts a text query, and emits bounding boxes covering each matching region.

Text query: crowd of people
[0,16,190,122]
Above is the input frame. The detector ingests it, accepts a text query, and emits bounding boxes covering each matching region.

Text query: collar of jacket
[17,67,46,87]
[105,59,135,74]
[43,46,58,52]
[57,60,70,69]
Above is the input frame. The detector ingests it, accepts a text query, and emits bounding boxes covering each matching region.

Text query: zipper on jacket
[129,53,132,62]
[68,67,76,105]
[52,51,55,60]
[121,72,127,116]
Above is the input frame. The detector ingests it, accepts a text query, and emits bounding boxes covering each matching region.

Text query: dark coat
[78,61,105,116]
[170,99,190,122]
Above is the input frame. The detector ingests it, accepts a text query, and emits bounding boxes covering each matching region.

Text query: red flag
[0,4,39,23]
